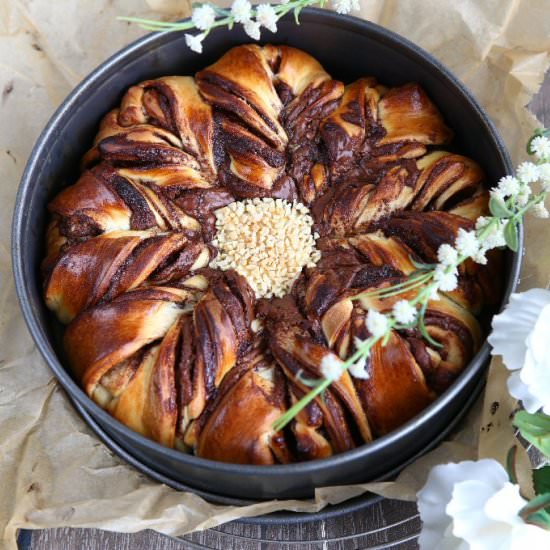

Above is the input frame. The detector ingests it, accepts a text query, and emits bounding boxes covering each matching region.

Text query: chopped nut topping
[210,198,321,299]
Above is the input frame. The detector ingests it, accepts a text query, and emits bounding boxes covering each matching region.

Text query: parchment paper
[1,1,549,548]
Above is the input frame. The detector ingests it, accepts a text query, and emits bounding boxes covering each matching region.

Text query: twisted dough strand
[43,45,500,464]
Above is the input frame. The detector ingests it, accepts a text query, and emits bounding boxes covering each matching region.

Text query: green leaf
[294,6,303,24]
[514,410,550,433]
[296,369,319,388]
[524,508,550,529]
[520,492,550,532]
[506,446,518,485]
[533,467,550,513]
[514,411,550,458]
[520,493,550,524]
[530,466,550,525]
[489,195,513,218]
[504,220,519,252]
[409,255,435,271]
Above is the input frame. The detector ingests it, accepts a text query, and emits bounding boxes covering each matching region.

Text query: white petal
[320,354,344,381]
[501,302,550,412]
[348,355,369,379]
[483,483,526,524]
[417,468,459,549]
[243,20,261,40]
[525,303,550,362]
[507,369,543,413]
[332,0,353,14]
[488,289,550,371]
[539,163,550,187]
[532,202,550,218]
[517,161,540,183]
[522,328,550,413]
[366,309,389,337]
[447,480,505,542]
[417,460,507,549]
[448,480,527,549]
[531,136,550,160]
[466,528,514,550]
[184,33,204,53]
[231,0,252,23]
[510,523,550,549]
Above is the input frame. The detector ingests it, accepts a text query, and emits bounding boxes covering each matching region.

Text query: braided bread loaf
[43,45,500,464]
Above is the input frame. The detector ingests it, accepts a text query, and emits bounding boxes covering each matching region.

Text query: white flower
[489,288,550,414]
[332,0,360,14]
[320,354,344,381]
[476,217,506,250]
[471,248,488,265]
[256,4,278,32]
[231,0,252,23]
[531,135,550,160]
[517,161,540,184]
[533,201,550,218]
[354,336,365,350]
[243,19,261,40]
[539,163,550,190]
[497,175,521,197]
[516,184,532,206]
[455,228,480,257]
[348,355,369,379]
[450,474,550,549]
[511,303,550,414]
[366,309,389,338]
[433,266,458,292]
[437,243,458,267]
[393,300,417,325]
[428,286,441,301]
[475,216,491,232]
[185,33,205,53]
[477,218,502,249]
[417,458,550,550]
[191,4,216,31]
[490,188,506,203]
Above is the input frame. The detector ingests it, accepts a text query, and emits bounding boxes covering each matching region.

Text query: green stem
[273,377,331,431]
[272,136,550,430]
[273,334,383,431]
[409,282,435,306]
[513,191,546,219]
[119,0,323,34]
[475,216,499,240]
[354,271,432,299]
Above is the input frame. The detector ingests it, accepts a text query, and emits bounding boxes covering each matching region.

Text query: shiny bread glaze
[42,45,500,464]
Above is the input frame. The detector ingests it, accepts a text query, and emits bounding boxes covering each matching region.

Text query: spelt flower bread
[42,44,501,464]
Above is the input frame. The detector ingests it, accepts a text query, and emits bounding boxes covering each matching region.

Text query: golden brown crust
[196,367,286,464]
[44,44,500,464]
[355,332,435,436]
[377,83,453,145]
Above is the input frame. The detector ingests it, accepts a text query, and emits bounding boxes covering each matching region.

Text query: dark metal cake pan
[12,9,521,501]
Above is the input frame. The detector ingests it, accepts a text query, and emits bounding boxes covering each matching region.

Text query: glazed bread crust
[43,45,499,464]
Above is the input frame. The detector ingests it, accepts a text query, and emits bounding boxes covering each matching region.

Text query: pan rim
[11,8,521,482]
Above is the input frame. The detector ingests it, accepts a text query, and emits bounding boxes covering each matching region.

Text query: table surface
[21,70,550,550]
